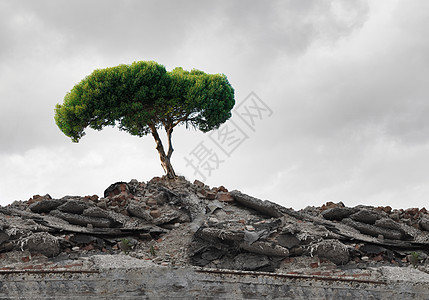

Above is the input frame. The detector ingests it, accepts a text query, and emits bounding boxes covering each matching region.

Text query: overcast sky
[1,0,429,209]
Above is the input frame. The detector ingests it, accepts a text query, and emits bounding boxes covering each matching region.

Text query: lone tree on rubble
[55,61,234,179]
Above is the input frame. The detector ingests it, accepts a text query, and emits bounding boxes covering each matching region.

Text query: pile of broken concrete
[1,176,429,275]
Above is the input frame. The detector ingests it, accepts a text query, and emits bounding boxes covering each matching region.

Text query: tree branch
[172,113,190,128]
[166,126,174,160]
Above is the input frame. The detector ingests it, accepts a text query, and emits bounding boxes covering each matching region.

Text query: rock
[22,232,60,257]
[0,230,10,244]
[218,186,228,193]
[217,192,234,202]
[239,241,289,257]
[57,199,89,214]
[375,218,403,232]
[230,190,283,218]
[276,233,300,249]
[205,191,217,200]
[104,182,130,198]
[196,228,245,242]
[350,209,381,225]
[193,179,205,188]
[27,194,52,204]
[321,201,344,210]
[84,195,99,202]
[0,241,14,252]
[153,191,169,205]
[200,246,225,261]
[190,245,227,266]
[29,199,65,213]
[146,198,158,207]
[342,218,403,240]
[359,244,387,255]
[150,209,161,218]
[83,206,111,219]
[244,229,270,244]
[233,253,271,271]
[321,207,356,221]
[70,234,98,245]
[419,216,429,231]
[313,239,349,265]
[376,206,392,213]
[50,210,111,228]
[153,209,181,225]
[127,204,153,222]
[176,193,205,222]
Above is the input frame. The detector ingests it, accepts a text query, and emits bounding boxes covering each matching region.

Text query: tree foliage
[55,61,235,178]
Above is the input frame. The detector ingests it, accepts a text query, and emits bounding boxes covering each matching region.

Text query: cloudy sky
[1,0,429,209]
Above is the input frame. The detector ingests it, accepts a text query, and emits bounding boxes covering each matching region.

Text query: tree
[54,61,235,179]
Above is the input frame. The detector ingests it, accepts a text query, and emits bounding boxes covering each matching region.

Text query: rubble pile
[1,176,429,276]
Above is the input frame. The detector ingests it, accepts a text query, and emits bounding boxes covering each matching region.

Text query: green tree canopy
[55,61,235,178]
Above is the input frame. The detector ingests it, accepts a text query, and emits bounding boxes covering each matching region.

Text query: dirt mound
[1,176,429,276]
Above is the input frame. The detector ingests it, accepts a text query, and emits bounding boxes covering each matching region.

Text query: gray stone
[200,247,225,261]
[419,217,429,231]
[0,241,14,252]
[276,233,300,249]
[359,244,387,255]
[153,191,169,205]
[343,218,403,240]
[22,232,60,257]
[230,190,283,218]
[233,253,271,271]
[70,234,98,244]
[196,228,245,242]
[239,241,289,257]
[104,182,130,198]
[244,229,270,244]
[321,207,356,221]
[0,230,9,244]
[57,199,89,214]
[153,209,181,225]
[127,204,153,222]
[29,199,66,213]
[313,239,349,265]
[375,218,403,231]
[350,209,381,225]
[50,210,111,228]
[82,206,111,219]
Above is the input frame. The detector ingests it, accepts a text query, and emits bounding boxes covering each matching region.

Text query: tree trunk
[149,124,176,179]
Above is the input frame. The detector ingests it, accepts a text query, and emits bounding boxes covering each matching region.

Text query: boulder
[50,210,111,228]
[419,216,429,231]
[350,209,381,225]
[230,190,283,218]
[22,232,60,257]
[239,241,289,257]
[29,199,65,213]
[57,199,89,214]
[217,192,234,202]
[313,239,349,265]
[233,253,271,271]
[127,204,153,222]
[0,230,9,244]
[375,218,403,231]
[321,207,356,221]
[153,209,181,225]
[276,233,300,249]
[83,206,112,219]
[104,182,130,198]
[342,218,403,240]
